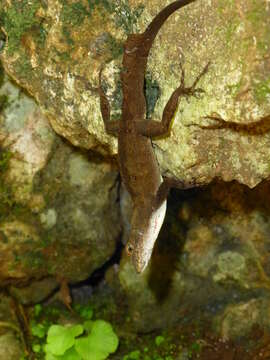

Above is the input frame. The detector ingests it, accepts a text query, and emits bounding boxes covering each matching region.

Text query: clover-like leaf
[75,320,118,360]
[45,345,82,360]
[46,324,84,356]
[31,322,47,338]
[83,320,94,333]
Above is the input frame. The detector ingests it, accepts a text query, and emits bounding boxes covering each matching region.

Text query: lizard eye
[126,243,134,256]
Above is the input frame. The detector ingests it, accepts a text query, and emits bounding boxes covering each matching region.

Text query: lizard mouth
[134,259,147,274]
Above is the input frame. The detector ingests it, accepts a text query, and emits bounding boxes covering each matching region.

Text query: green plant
[44,320,118,360]
[123,350,141,360]
[155,336,165,347]
[30,303,119,360]
[73,304,93,320]
[1,0,42,54]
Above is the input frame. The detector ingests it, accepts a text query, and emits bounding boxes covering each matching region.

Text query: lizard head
[126,200,167,273]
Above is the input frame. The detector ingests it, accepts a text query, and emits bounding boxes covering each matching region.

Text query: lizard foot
[177,61,210,100]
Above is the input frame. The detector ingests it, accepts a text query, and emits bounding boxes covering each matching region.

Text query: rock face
[0,0,269,187]
[0,295,23,360]
[117,181,270,336]
[0,73,121,299]
[0,0,270,345]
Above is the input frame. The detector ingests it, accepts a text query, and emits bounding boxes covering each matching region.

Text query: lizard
[92,0,209,273]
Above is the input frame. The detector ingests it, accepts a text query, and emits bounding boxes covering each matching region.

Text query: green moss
[226,80,242,99]
[60,0,144,36]
[0,150,31,222]
[253,77,270,103]
[247,3,269,57]
[87,0,144,34]
[0,149,12,173]
[23,250,45,269]
[87,0,112,13]
[246,6,265,25]
[62,26,74,46]
[111,1,144,34]
[217,0,235,15]
[58,51,71,62]
[1,0,42,54]
[105,34,123,60]
[92,32,123,62]
[0,62,5,88]
[35,26,48,48]
[13,52,32,79]
[0,182,15,220]
[60,1,90,27]
[0,95,8,113]
[225,18,240,42]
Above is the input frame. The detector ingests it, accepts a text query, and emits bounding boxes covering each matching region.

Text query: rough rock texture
[0,333,22,360]
[0,295,23,360]
[117,181,270,336]
[0,72,121,299]
[0,0,269,187]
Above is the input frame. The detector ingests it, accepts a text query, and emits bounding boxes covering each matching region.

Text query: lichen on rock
[115,181,270,336]
[0,0,269,188]
[0,74,121,300]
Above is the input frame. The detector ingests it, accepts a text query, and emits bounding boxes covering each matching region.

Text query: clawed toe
[192,87,205,98]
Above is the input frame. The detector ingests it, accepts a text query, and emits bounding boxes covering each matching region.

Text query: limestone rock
[0,75,121,299]
[117,181,270,336]
[0,0,269,187]
[0,333,22,360]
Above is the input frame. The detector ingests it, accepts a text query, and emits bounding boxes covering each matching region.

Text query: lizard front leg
[135,62,210,137]
[76,67,120,136]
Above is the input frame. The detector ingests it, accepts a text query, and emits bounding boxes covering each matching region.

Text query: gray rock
[0,0,269,187]
[0,76,121,301]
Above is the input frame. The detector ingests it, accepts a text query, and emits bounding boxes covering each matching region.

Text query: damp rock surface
[116,181,270,336]
[0,0,269,187]
[0,75,121,300]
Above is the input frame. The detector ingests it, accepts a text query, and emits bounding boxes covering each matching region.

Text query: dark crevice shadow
[71,239,123,291]
[146,179,270,304]
[147,186,201,304]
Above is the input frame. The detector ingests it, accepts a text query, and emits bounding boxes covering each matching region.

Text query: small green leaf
[75,304,93,320]
[31,322,47,338]
[61,346,82,360]
[32,344,41,353]
[45,350,59,360]
[46,324,84,355]
[75,320,118,360]
[155,335,165,347]
[83,320,94,333]
[45,345,82,360]
[123,350,141,360]
[34,304,43,317]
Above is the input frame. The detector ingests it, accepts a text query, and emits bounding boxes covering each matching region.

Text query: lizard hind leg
[134,61,211,138]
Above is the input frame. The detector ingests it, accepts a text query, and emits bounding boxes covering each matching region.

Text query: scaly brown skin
[98,0,208,273]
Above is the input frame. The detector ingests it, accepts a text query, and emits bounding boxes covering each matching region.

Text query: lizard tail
[142,0,196,56]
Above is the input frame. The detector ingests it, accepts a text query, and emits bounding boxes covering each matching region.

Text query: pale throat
[144,199,167,253]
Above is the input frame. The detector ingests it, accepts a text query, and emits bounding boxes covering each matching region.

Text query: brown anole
[95,0,209,272]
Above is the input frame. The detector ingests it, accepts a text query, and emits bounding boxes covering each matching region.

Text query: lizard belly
[118,133,161,198]
[134,197,167,273]
[147,198,167,246]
